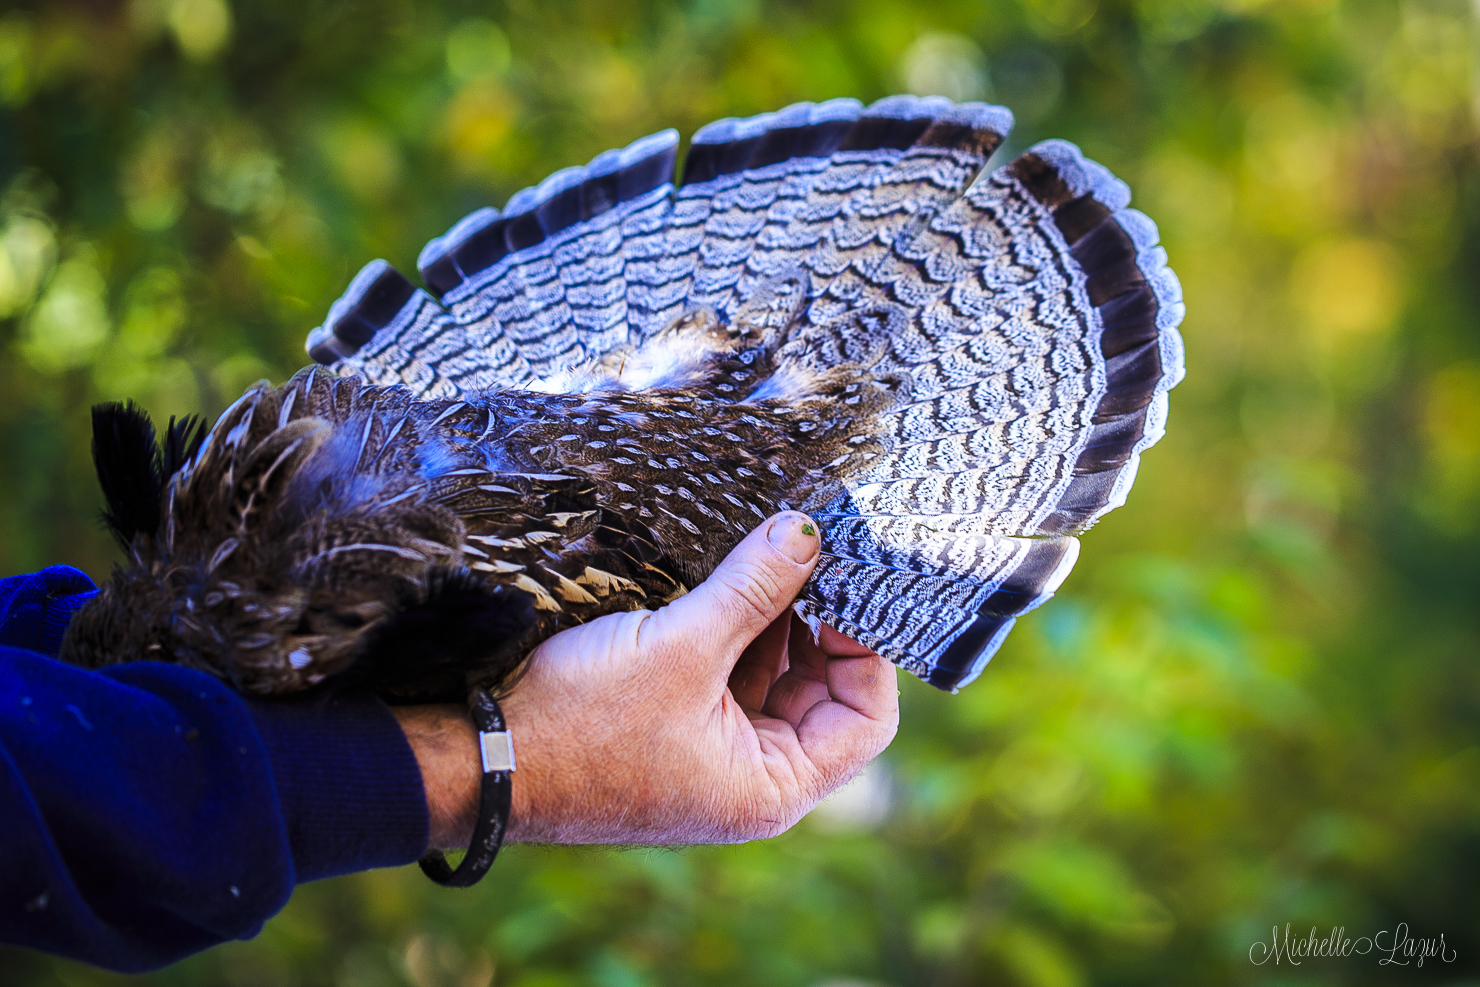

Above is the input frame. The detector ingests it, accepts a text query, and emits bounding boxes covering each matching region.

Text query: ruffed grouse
[60,96,1185,701]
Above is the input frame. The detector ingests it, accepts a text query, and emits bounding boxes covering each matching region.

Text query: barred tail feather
[787,140,1184,690]
[797,524,1079,690]
[307,129,681,392]
[656,96,1012,333]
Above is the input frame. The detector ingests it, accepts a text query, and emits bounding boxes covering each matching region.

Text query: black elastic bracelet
[418,687,513,888]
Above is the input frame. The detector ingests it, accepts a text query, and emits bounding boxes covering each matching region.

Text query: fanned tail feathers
[304,96,1185,691]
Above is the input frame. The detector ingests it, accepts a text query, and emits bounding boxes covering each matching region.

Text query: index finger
[816,622,877,659]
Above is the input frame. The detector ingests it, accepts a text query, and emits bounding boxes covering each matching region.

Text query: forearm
[0,650,295,971]
[1,561,432,972]
[0,656,434,972]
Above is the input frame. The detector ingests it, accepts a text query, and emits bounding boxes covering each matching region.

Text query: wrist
[499,686,547,842]
[391,704,480,850]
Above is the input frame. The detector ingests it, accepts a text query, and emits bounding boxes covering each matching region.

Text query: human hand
[397,511,899,849]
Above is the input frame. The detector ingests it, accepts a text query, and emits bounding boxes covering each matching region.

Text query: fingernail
[768,512,820,564]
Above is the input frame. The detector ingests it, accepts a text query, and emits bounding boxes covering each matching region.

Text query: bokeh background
[2,0,1478,984]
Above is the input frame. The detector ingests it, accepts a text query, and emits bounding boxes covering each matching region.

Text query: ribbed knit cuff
[246,691,430,884]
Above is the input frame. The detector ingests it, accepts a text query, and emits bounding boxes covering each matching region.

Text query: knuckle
[714,559,786,625]
[626,608,681,666]
[623,608,656,644]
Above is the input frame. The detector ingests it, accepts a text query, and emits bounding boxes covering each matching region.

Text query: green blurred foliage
[2,0,1479,983]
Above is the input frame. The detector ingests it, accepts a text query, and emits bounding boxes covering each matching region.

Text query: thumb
[661,511,820,669]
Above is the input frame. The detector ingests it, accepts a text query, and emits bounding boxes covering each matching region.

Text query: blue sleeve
[0,567,431,973]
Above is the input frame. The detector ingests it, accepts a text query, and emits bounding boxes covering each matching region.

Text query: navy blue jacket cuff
[246,691,429,883]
